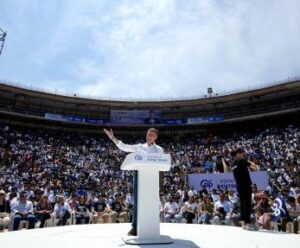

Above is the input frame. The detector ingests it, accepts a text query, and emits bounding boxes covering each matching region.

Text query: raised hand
[103,128,114,140]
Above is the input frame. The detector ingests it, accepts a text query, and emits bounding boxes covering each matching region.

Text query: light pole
[0,28,7,56]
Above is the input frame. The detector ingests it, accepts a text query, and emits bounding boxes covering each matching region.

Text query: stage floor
[1,223,299,248]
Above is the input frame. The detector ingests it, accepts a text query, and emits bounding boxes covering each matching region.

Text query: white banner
[188,171,268,191]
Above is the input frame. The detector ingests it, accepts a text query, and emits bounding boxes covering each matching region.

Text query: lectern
[121,153,173,245]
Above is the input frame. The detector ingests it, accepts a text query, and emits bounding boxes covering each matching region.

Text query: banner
[45,113,105,124]
[188,171,268,191]
[187,117,207,124]
[45,113,66,121]
[164,119,186,125]
[66,115,85,123]
[85,118,106,124]
[110,110,162,124]
[187,115,224,124]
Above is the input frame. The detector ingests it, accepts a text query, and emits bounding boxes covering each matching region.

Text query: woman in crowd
[68,193,78,212]
[198,194,214,224]
[253,193,273,230]
[36,195,52,228]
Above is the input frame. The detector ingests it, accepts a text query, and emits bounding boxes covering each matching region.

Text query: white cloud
[76,0,300,99]
[1,0,300,99]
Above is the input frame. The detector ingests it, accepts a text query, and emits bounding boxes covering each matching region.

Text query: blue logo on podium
[135,155,143,161]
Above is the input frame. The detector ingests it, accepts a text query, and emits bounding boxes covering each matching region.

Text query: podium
[121,153,173,245]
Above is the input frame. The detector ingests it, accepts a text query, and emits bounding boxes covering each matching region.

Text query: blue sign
[85,118,106,124]
[164,119,186,125]
[111,110,162,124]
[45,113,106,125]
[187,115,224,124]
[66,115,85,123]
[188,172,268,191]
[135,155,143,161]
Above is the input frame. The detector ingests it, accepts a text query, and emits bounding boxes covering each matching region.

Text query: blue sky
[0,0,300,99]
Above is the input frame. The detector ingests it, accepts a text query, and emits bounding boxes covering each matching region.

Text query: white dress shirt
[116,141,164,154]
[11,200,34,214]
[164,201,179,214]
[54,202,71,217]
[214,200,232,213]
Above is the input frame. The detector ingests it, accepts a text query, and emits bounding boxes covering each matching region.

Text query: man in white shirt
[53,195,71,226]
[10,190,35,230]
[211,189,220,203]
[284,196,300,233]
[104,128,163,236]
[163,196,182,223]
[212,193,232,225]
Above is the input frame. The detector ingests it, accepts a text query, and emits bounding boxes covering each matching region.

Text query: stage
[1,223,299,248]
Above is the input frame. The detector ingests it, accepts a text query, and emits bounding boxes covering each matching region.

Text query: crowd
[0,124,299,233]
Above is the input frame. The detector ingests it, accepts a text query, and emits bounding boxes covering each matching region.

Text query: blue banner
[45,113,106,125]
[66,115,85,123]
[188,171,269,191]
[85,118,106,124]
[187,115,224,124]
[111,110,162,124]
[164,119,186,125]
[45,113,66,121]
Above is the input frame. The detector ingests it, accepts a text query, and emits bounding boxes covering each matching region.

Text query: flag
[271,197,289,221]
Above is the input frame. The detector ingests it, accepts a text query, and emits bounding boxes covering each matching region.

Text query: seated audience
[10,190,35,231]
